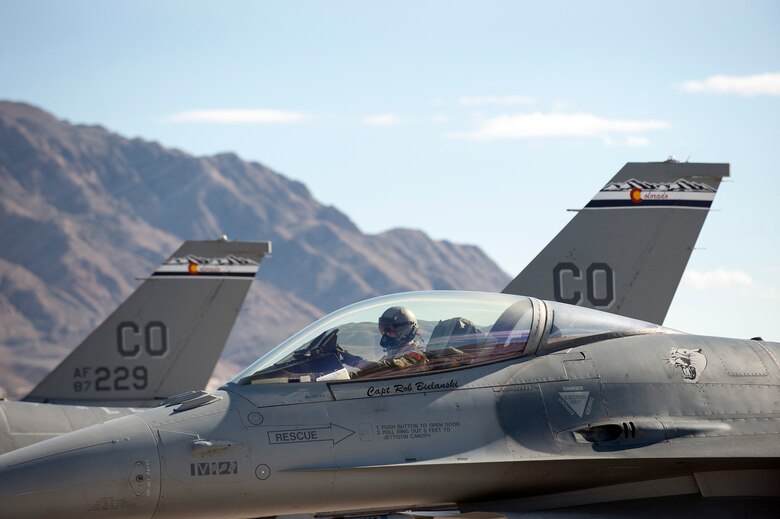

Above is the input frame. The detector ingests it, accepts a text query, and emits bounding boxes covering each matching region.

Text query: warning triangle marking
[559,391,590,417]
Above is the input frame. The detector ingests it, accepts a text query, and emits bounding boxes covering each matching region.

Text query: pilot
[376,306,427,369]
[338,306,427,375]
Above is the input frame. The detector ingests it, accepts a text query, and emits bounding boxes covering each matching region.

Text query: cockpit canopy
[233,291,667,385]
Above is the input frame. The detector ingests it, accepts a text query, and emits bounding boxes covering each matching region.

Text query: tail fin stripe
[151,272,257,278]
[585,200,713,209]
[152,272,255,279]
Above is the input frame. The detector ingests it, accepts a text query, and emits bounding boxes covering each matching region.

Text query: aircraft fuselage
[1,329,778,518]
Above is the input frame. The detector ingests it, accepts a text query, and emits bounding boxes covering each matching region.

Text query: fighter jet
[0,160,724,457]
[2,161,774,517]
[0,289,777,518]
[0,239,270,452]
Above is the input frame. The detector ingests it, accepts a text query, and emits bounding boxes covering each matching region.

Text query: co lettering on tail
[117,321,169,357]
[553,262,615,307]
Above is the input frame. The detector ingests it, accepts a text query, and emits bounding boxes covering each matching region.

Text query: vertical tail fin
[24,239,271,405]
[502,160,729,324]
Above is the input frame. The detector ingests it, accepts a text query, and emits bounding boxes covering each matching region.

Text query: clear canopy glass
[545,300,667,346]
[234,291,535,384]
[232,291,670,386]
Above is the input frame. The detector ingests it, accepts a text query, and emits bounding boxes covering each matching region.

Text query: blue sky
[2,1,779,340]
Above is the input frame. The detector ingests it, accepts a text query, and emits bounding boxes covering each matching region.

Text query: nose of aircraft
[0,414,161,519]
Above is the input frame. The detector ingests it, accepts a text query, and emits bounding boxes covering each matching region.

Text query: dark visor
[378,322,412,335]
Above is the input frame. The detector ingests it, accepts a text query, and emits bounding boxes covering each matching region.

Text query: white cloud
[363,113,401,126]
[432,114,449,124]
[683,268,780,302]
[447,112,669,141]
[626,136,650,147]
[165,109,307,124]
[681,72,780,96]
[459,95,536,106]
[603,136,651,148]
[683,268,754,290]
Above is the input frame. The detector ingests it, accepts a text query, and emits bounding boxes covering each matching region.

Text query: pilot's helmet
[378,306,419,351]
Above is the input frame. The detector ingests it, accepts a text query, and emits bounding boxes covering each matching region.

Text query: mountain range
[0,101,509,398]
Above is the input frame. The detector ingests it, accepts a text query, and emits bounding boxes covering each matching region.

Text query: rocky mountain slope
[0,101,509,398]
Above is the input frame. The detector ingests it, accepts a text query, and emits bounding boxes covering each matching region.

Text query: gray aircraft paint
[0,240,269,454]
[4,161,777,517]
[0,291,776,518]
[0,161,712,459]
[24,239,270,406]
[503,160,729,325]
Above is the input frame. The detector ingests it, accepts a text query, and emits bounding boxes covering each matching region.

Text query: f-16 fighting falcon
[4,161,770,518]
[0,289,777,518]
[0,160,725,458]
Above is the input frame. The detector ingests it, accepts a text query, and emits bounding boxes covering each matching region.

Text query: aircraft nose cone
[0,414,160,519]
